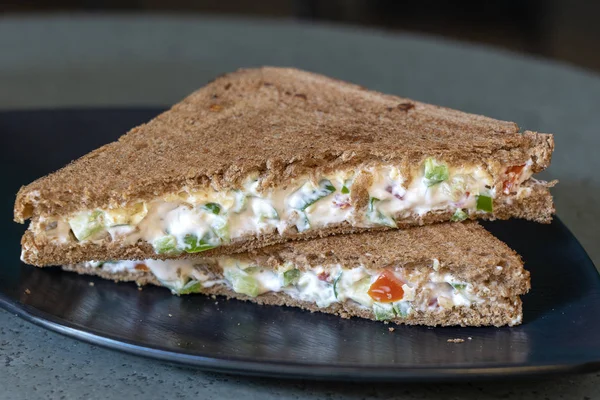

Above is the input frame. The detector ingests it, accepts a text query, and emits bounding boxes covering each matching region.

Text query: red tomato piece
[135,263,149,272]
[368,270,404,303]
[503,164,526,194]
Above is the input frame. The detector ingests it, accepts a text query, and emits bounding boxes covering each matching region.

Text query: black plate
[1,109,600,381]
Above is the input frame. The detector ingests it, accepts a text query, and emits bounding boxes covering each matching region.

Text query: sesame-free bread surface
[61,222,529,327]
[15,67,554,222]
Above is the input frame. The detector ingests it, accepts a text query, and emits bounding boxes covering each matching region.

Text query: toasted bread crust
[20,180,553,267]
[60,262,525,327]
[15,67,554,222]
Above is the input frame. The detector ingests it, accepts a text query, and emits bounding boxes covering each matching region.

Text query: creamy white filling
[80,258,488,319]
[42,160,534,252]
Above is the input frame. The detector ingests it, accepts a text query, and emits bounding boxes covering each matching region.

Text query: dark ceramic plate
[1,109,600,381]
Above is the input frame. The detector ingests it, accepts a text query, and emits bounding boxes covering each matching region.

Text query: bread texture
[60,222,528,327]
[21,180,553,267]
[63,265,525,327]
[15,67,554,222]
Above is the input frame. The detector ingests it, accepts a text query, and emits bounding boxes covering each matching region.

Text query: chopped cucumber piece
[242,266,261,274]
[451,209,468,222]
[202,202,221,215]
[232,190,248,213]
[183,234,217,253]
[393,301,412,318]
[178,280,203,295]
[153,235,183,255]
[373,303,396,321]
[283,269,301,286]
[295,211,310,232]
[69,210,104,241]
[253,200,279,221]
[211,217,229,241]
[288,179,336,211]
[423,158,449,187]
[476,195,493,213]
[225,269,260,297]
[366,198,397,228]
[349,276,374,307]
[450,283,467,291]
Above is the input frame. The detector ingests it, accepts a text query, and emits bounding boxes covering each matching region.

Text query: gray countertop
[1,14,599,399]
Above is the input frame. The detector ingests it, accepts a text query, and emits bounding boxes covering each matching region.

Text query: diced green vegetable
[341,186,350,194]
[69,210,104,241]
[333,272,343,299]
[476,195,493,212]
[423,158,449,187]
[153,235,183,255]
[349,276,374,307]
[366,198,397,228]
[288,179,336,211]
[243,266,261,274]
[283,269,301,286]
[450,283,467,291]
[178,280,203,295]
[225,269,260,297]
[183,234,217,253]
[212,217,229,241]
[295,211,310,232]
[373,303,396,321]
[254,200,279,221]
[451,209,468,222]
[393,301,412,318]
[232,190,248,213]
[202,203,221,215]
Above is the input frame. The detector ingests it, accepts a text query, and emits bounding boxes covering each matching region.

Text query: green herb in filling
[182,234,217,253]
[202,202,221,215]
[295,211,310,232]
[366,197,397,228]
[333,272,343,299]
[289,179,336,211]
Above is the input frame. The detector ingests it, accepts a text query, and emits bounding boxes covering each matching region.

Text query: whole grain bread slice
[60,222,528,327]
[15,67,554,222]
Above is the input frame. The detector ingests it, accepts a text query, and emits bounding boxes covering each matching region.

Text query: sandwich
[14,67,555,266]
[63,222,530,327]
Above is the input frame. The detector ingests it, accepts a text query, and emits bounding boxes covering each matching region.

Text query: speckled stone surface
[1,14,600,399]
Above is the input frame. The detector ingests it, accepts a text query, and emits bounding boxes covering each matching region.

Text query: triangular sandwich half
[64,222,529,327]
[15,67,555,266]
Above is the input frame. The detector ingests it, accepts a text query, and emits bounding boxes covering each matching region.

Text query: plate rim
[2,297,600,382]
[3,217,600,383]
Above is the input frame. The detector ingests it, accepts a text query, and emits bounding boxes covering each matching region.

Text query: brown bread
[15,67,553,223]
[60,223,528,327]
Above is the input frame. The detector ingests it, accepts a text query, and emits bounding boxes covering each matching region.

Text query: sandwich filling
[74,257,522,325]
[35,158,534,256]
